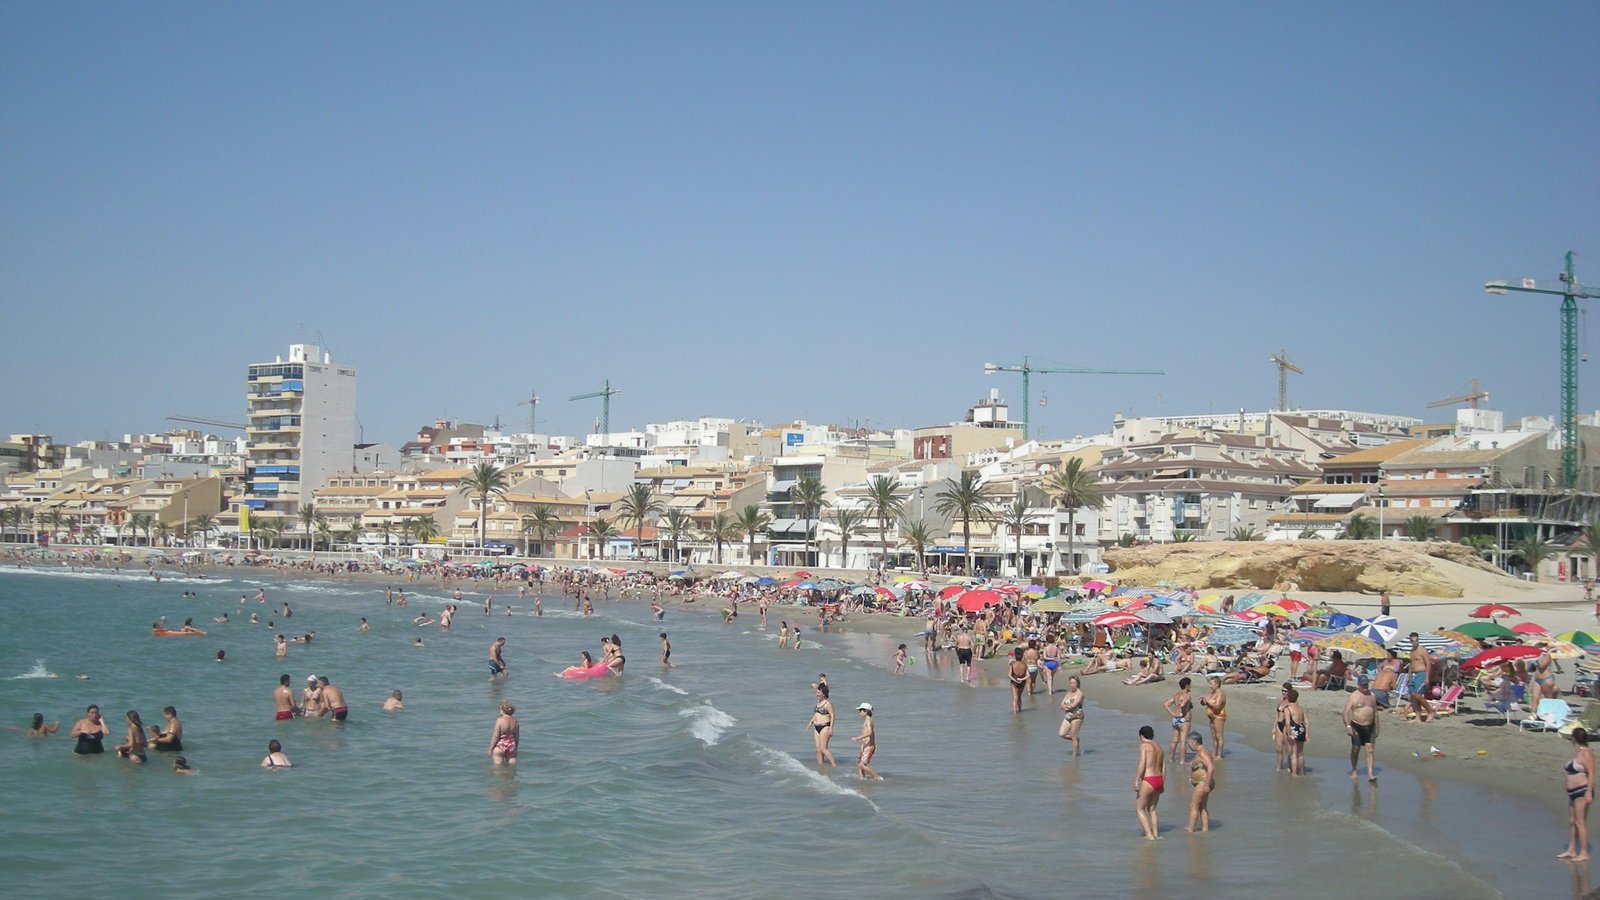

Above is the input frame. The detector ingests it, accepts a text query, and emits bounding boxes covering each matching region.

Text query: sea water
[0,566,1578,899]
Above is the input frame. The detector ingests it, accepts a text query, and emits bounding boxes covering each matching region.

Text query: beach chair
[1520,699,1575,733]
[1428,684,1465,717]
[1558,701,1600,738]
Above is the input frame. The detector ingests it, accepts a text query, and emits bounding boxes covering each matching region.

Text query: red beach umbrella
[793,571,813,579]
[955,589,1003,613]
[1274,599,1311,613]
[780,580,801,589]
[938,584,967,600]
[873,586,897,600]
[1092,611,1142,628]
[1510,621,1549,635]
[1468,604,1520,619]
[1232,610,1268,622]
[1460,645,1542,669]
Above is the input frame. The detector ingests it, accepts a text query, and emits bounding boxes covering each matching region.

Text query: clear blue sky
[3,3,1597,444]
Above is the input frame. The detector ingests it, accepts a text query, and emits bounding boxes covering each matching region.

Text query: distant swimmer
[385,587,393,606]
[273,674,298,720]
[359,617,370,632]
[28,713,60,737]
[534,597,542,617]
[213,613,229,624]
[851,703,882,781]
[319,676,347,722]
[256,589,266,603]
[489,702,519,765]
[489,637,508,680]
[249,613,259,625]
[383,690,404,711]
[650,600,664,621]
[412,614,434,627]
[260,739,292,768]
[178,618,203,635]
[216,650,226,663]
[69,705,110,754]
[172,756,195,775]
[660,632,672,668]
[778,621,790,649]
[276,635,288,657]
[414,638,424,648]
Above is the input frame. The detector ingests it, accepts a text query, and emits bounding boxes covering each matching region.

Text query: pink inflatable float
[559,661,613,679]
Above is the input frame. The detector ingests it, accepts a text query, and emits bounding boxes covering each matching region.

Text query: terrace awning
[1314,494,1363,509]
[770,479,797,493]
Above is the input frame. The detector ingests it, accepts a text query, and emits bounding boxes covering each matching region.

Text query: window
[1248,499,1258,509]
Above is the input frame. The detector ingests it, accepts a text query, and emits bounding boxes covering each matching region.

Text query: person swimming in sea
[27,713,59,737]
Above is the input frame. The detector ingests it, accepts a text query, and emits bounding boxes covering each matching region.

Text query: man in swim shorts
[1406,634,1433,723]
[1343,675,1379,783]
[955,630,974,683]
[489,637,508,680]
[319,676,348,721]
[273,674,297,720]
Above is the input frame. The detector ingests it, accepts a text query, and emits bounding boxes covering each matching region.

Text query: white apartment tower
[242,343,356,520]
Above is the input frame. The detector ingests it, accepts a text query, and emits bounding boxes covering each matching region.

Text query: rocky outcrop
[1099,541,1510,598]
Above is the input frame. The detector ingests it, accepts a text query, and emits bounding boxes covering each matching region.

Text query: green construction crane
[570,380,621,442]
[1486,251,1599,487]
[982,357,1163,440]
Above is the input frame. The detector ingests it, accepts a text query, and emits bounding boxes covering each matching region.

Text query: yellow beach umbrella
[892,574,916,583]
[1312,633,1386,659]
[1253,603,1292,618]
[1433,629,1482,649]
[1529,638,1586,660]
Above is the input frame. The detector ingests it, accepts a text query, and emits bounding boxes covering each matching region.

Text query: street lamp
[1376,485,1385,541]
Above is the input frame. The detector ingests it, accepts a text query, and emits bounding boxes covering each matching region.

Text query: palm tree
[1042,458,1104,575]
[1342,514,1378,540]
[1582,519,1600,580]
[996,496,1039,578]
[899,517,935,572]
[829,508,869,569]
[40,510,63,544]
[1296,529,1321,540]
[314,514,333,551]
[790,476,829,568]
[619,484,664,561]
[1117,533,1137,547]
[334,526,356,548]
[377,519,394,555]
[411,516,440,545]
[1513,535,1554,582]
[862,476,905,570]
[587,518,620,559]
[934,470,996,575]
[297,502,318,552]
[1403,515,1437,542]
[661,508,694,564]
[153,520,172,548]
[1460,533,1497,560]
[130,512,154,547]
[189,514,215,548]
[702,511,742,565]
[1230,526,1263,541]
[254,520,282,550]
[79,523,101,545]
[735,505,770,567]
[523,505,559,558]
[0,506,18,543]
[458,462,512,551]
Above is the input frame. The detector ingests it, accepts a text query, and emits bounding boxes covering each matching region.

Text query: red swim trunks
[275,710,293,721]
[1143,775,1164,793]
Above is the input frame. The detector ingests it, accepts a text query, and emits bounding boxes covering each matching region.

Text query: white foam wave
[645,676,688,695]
[0,567,225,585]
[11,660,56,679]
[750,744,879,810]
[680,702,736,746]
[1318,808,1497,891]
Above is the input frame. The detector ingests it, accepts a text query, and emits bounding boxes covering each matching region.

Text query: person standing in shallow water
[69,705,109,754]
[809,683,836,767]
[489,702,518,765]
[1008,648,1028,714]
[1134,724,1164,840]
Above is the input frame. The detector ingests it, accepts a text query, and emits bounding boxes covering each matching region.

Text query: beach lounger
[1519,699,1575,733]
[1558,701,1600,737]
[1428,684,1464,717]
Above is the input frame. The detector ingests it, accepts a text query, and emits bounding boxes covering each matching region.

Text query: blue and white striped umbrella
[1216,615,1267,631]
[1387,632,1458,652]
[1354,615,1399,644]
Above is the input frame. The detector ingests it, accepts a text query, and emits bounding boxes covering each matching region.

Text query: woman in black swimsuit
[809,683,836,767]
[1561,727,1596,862]
[69,705,109,755]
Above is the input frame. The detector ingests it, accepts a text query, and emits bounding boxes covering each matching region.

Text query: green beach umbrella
[1453,621,1516,640]
[1555,630,1600,648]
[1030,597,1073,614]
[1043,586,1063,599]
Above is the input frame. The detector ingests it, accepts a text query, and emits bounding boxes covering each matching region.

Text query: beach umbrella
[793,571,813,579]
[1273,599,1312,614]
[794,581,818,591]
[1468,603,1520,619]
[1031,597,1073,614]
[1208,627,1261,647]
[1288,626,1338,642]
[1556,630,1600,648]
[1313,633,1387,659]
[1326,612,1363,630]
[1252,604,1294,618]
[719,571,744,579]
[1528,638,1586,660]
[1161,602,1196,618]
[956,589,1003,613]
[938,584,967,600]
[1135,608,1174,625]
[995,584,1022,595]
[1061,603,1113,624]
[754,576,776,586]
[1234,592,1268,609]
[1215,615,1267,631]
[1353,615,1400,644]
[1461,645,1542,669]
[1022,584,1048,595]
[891,574,916,583]
[1081,580,1109,591]
[1043,586,1064,599]
[1092,611,1142,628]
[1453,621,1516,641]
[1510,621,1549,635]
[816,578,845,590]
[849,585,876,596]
[1391,632,1467,652]
[874,586,900,600]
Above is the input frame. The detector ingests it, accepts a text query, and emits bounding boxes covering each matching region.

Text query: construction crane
[516,389,541,434]
[981,358,1163,440]
[569,380,621,442]
[167,415,246,431]
[1426,378,1490,411]
[1268,349,1302,412]
[1486,251,1600,487]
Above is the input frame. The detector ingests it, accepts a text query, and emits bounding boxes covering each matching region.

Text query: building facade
[242,343,356,522]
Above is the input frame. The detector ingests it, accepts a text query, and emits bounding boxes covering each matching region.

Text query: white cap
[857,702,873,712]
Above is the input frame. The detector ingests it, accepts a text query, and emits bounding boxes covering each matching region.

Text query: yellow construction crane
[1426,378,1489,410]
[1268,349,1302,411]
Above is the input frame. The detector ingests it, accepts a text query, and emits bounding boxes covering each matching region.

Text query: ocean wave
[681,702,736,746]
[749,743,879,810]
[0,566,226,585]
[645,676,688,695]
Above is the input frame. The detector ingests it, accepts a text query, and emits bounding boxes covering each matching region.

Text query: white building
[242,343,356,521]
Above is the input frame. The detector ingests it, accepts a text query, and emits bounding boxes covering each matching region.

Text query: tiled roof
[1321,439,1431,467]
